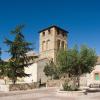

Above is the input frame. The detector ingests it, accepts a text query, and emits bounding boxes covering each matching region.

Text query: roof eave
[38,25,69,33]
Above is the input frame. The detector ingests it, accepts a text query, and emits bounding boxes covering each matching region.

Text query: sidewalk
[0,87,57,97]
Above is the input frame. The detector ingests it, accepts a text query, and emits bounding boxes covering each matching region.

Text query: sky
[0,0,100,59]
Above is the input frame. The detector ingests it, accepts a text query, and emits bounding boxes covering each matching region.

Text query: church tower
[39,25,68,62]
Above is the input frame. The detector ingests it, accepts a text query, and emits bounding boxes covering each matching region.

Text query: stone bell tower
[39,25,68,62]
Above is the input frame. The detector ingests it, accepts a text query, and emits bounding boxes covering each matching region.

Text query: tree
[4,25,33,84]
[43,60,55,80]
[56,49,68,75]
[44,59,60,80]
[0,48,9,84]
[0,48,3,77]
[56,45,97,88]
[0,48,4,77]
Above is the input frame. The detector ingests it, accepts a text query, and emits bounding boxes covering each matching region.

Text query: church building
[24,25,100,86]
[24,25,68,83]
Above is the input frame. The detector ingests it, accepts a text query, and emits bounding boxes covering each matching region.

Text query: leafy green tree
[56,45,97,88]
[0,48,9,84]
[4,25,33,84]
[56,49,68,75]
[43,60,55,80]
[0,48,3,77]
[44,59,60,80]
[76,45,97,87]
[0,48,5,77]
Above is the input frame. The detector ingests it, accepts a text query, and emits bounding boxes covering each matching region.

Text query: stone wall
[80,74,87,86]
[37,58,49,83]
[0,85,9,92]
[46,80,61,87]
[46,78,83,88]
[9,82,39,91]
[39,26,67,62]
[0,82,39,91]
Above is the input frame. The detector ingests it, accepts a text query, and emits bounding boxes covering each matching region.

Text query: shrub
[62,82,78,91]
[63,82,72,91]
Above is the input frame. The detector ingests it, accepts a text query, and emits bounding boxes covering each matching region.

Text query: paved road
[0,88,100,100]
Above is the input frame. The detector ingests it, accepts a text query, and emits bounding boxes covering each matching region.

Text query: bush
[62,82,78,91]
[63,82,72,91]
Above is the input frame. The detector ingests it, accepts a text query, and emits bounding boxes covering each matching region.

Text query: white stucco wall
[24,58,49,83]
[24,63,38,83]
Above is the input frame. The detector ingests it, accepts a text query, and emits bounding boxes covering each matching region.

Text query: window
[42,32,45,36]
[62,33,65,37]
[42,41,45,51]
[94,73,99,80]
[61,41,64,49]
[56,29,60,35]
[46,40,50,50]
[48,29,51,34]
[57,40,60,50]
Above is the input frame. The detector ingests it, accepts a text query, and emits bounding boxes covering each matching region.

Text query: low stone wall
[80,75,87,86]
[46,80,62,87]
[0,82,39,91]
[9,82,39,91]
[0,85,9,92]
[46,79,75,88]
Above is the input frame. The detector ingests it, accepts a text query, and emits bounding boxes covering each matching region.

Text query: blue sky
[0,0,100,59]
